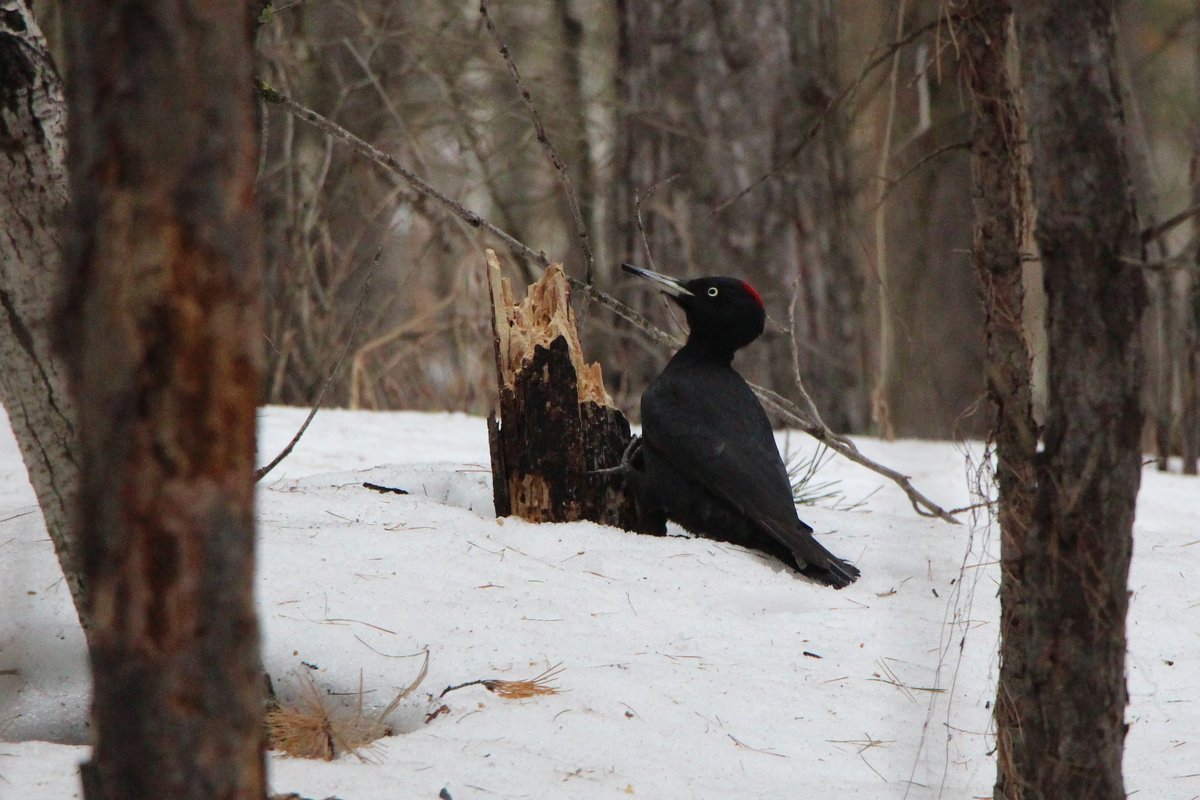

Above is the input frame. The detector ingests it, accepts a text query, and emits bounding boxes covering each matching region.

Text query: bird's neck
[675,336,738,367]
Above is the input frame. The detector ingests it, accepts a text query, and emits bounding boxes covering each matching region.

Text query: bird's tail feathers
[800,556,860,590]
[760,517,861,589]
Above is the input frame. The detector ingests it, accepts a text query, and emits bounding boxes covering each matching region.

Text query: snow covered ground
[1,405,1196,799]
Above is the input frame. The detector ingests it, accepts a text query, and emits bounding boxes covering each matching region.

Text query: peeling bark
[960,4,1040,798]
[0,0,87,633]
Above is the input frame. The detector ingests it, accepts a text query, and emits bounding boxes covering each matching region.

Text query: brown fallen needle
[440,663,564,699]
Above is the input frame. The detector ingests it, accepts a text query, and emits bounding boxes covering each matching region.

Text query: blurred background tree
[30,0,1197,451]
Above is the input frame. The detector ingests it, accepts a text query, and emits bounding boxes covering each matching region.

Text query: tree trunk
[1114,2,1172,470]
[1185,0,1200,476]
[1006,2,1146,797]
[785,0,869,434]
[0,0,88,634]
[960,4,1040,798]
[486,251,644,530]
[60,2,267,798]
[874,1,983,440]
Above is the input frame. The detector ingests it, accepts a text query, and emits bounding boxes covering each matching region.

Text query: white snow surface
[1,405,1197,799]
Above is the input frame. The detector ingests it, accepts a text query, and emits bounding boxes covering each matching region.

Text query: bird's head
[622,263,766,355]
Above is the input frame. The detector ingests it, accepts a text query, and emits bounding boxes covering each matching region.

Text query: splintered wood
[485,249,644,529]
[488,251,610,406]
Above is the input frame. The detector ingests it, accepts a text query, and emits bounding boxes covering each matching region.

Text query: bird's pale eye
[707,287,719,297]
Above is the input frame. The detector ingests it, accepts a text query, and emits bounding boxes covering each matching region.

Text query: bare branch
[753,384,959,524]
[634,174,679,271]
[258,81,548,267]
[1141,200,1200,244]
[875,140,971,207]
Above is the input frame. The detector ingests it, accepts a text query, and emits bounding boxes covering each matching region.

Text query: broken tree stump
[485,249,644,530]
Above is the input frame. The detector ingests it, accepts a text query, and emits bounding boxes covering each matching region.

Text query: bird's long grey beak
[621,263,693,297]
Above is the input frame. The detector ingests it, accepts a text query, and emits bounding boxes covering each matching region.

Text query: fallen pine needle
[728,733,788,758]
[267,650,429,761]
[441,663,564,699]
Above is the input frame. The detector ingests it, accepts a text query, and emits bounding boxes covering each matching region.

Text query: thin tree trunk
[786,0,869,434]
[61,2,267,798]
[1008,2,1146,797]
[552,0,599,280]
[1185,0,1200,476]
[1115,2,1172,470]
[0,0,88,634]
[872,0,906,440]
[960,4,1039,798]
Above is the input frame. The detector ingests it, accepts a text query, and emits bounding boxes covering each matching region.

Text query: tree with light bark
[0,0,87,635]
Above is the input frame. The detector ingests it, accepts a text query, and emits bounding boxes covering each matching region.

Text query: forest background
[29,0,1195,447]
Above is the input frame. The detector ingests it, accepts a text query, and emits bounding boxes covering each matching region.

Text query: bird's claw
[589,435,643,476]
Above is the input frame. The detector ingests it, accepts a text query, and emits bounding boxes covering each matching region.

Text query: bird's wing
[642,369,858,586]
[643,374,800,527]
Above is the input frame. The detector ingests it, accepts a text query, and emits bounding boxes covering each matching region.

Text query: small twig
[786,281,843,436]
[254,247,380,482]
[634,174,680,271]
[875,140,971,207]
[944,500,995,516]
[362,482,409,495]
[828,734,895,753]
[258,80,549,267]
[376,649,430,723]
[1119,249,1196,273]
[440,678,488,697]
[441,664,564,699]
[728,733,789,758]
[480,0,596,284]
[753,383,959,524]
[859,750,889,783]
[351,636,426,659]
[1142,199,1200,243]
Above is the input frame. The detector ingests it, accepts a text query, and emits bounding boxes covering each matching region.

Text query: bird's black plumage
[624,263,860,589]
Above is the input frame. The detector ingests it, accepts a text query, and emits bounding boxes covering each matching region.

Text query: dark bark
[960,3,1040,798]
[1114,4,1171,471]
[1007,2,1146,797]
[1186,6,1200,476]
[1185,237,1200,472]
[1186,142,1200,473]
[489,336,641,527]
[0,0,88,633]
[60,1,267,798]
[487,256,645,530]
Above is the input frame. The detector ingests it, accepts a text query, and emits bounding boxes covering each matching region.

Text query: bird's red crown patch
[742,281,763,308]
